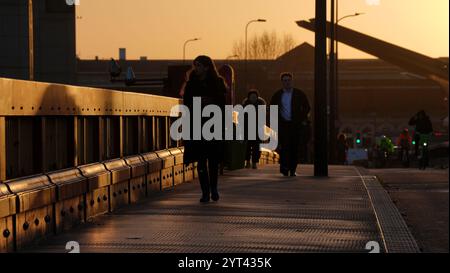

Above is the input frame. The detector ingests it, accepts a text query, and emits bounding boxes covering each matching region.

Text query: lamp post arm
[183,38,199,63]
[245,20,258,60]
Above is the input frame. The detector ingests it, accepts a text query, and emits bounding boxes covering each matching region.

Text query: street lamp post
[335,12,364,114]
[244,19,266,90]
[183,38,200,64]
[331,7,363,162]
[314,0,328,176]
[328,0,336,163]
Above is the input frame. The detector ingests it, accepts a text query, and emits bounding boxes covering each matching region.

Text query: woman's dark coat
[182,76,227,164]
[241,96,267,142]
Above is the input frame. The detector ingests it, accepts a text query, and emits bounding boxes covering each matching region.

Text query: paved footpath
[24,165,419,253]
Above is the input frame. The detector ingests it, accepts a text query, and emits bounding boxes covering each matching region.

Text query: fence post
[0,117,6,181]
[119,116,124,157]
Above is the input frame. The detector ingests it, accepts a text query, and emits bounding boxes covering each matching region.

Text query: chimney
[119,48,126,61]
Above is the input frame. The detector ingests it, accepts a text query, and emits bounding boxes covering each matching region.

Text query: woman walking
[182,55,227,203]
[242,89,266,169]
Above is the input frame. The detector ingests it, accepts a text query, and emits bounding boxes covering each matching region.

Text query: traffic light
[355,131,361,145]
[412,140,416,145]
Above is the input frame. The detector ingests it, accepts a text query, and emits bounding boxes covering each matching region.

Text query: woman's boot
[209,162,220,201]
[198,168,210,202]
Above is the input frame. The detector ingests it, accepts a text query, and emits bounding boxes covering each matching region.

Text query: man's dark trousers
[245,140,261,163]
[278,119,301,174]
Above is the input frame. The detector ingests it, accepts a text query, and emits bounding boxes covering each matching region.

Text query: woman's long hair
[180,55,225,97]
[187,55,221,82]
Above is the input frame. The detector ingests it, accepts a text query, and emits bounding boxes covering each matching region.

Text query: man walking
[270,72,311,176]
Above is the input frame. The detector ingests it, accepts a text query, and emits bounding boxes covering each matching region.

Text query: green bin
[223,140,247,170]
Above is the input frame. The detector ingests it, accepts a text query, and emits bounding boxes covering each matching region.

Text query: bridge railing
[0,77,278,252]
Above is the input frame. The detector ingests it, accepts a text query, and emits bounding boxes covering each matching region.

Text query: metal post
[0,117,6,181]
[99,117,105,161]
[151,116,156,151]
[140,117,146,153]
[335,0,339,128]
[183,41,187,64]
[137,117,143,153]
[28,0,34,81]
[41,117,47,172]
[183,38,200,64]
[73,117,79,166]
[329,0,336,164]
[244,20,254,90]
[314,0,328,176]
[119,117,124,157]
[165,117,169,149]
[335,11,363,146]
[244,19,266,90]
[245,22,250,90]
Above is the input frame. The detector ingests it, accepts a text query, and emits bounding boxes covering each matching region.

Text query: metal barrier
[0,183,15,252]
[141,152,164,193]
[0,77,279,252]
[47,168,87,234]
[124,155,148,203]
[78,163,111,219]
[5,174,56,250]
[155,150,175,190]
[104,159,131,211]
[169,148,185,186]
[179,147,195,183]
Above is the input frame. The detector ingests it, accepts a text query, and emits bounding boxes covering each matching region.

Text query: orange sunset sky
[75,0,449,60]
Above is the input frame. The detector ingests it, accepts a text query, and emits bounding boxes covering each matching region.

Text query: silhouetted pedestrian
[336,134,348,165]
[270,72,311,176]
[409,110,433,156]
[182,55,227,203]
[242,89,266,169]
[397,128,412,166]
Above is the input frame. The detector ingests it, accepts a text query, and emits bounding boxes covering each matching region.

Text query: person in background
[409,110,433,156]
[336,134,348,165]
[270,72,311,176]
[397,128,412,166]
[182,55,227,203]
[379,135,394,167]
[242,89,267,169]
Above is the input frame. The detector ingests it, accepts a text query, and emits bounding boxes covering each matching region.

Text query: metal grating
[24,165,384,253]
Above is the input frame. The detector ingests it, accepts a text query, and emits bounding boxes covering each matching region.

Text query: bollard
[169,148,184,186]
[155,150,175,190]
[78,163,111,219]
[5,174,56,250]
[0,183,16,252]
[179,147,194,183]
[103,159,131,212]
[47,168,88,234]
[124,155,147,203]
[141,152,163,194]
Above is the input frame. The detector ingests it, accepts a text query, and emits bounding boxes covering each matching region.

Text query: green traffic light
[356,139,361,144]
[412,140,416,145]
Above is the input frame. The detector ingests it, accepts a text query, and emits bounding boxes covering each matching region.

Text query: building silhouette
[0,0,76,84]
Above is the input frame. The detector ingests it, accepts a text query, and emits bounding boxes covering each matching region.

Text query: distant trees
[231,31,296,60]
